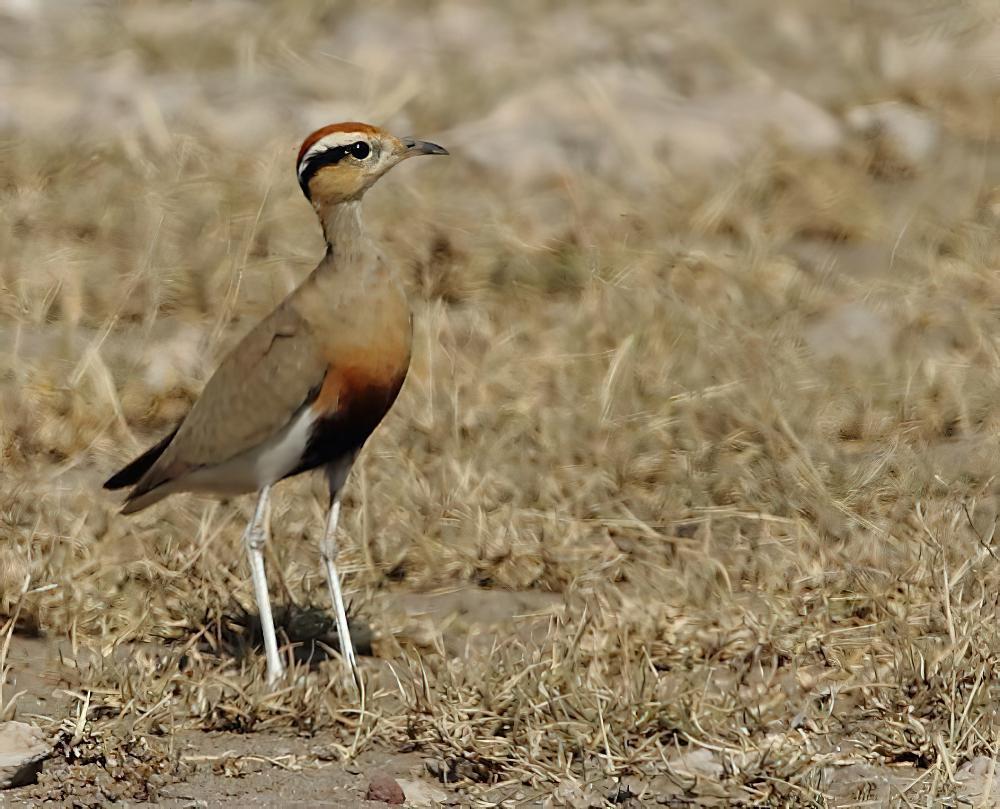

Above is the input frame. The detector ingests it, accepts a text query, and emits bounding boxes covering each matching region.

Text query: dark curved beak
[400,137,449,158]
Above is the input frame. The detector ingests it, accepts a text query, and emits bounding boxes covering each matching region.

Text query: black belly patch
[283,373,406,479]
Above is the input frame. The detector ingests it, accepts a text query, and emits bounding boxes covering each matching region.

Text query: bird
[104,121,448,687]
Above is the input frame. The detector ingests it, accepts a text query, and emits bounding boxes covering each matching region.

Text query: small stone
[423,757,446,779]
[0,721,50,788]
[395,779,448,807]
[365,772,405,805]
[956,756,1000,804]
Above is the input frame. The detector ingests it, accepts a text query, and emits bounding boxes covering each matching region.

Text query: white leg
[320,498,359,685]
[243,485,283,686]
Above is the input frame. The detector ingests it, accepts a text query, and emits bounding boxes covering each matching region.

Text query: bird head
[296,122,448,209]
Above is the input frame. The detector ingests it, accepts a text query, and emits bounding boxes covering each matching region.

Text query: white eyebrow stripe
[298,132,370,177]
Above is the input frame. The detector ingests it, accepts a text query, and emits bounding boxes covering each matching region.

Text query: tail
[119,481,177,515]
[104,427,179,490]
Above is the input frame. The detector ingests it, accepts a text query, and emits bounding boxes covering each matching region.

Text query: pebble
[365,772,405,805]
[0,721,50,789]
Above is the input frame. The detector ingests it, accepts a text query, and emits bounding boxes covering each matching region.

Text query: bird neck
[319,199,371,261]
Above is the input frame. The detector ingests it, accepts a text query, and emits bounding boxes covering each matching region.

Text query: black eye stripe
[298,141,372,199]
[298,145,350,198]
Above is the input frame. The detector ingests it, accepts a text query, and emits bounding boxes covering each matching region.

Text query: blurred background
[4,0,1000,804]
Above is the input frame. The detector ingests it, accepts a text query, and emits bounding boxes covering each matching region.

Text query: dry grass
[5,0,1000,805]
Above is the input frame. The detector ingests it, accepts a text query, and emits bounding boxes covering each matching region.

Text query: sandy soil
[6,591,563,807]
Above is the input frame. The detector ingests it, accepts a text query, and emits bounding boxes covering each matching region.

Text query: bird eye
[351,141,370,159]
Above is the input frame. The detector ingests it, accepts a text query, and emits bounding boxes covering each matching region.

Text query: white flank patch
[182,406,317,495]
[253,405,317,486]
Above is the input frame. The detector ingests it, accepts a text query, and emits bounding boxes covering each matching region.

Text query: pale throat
[317,198,391,289]
[321,200,371,258]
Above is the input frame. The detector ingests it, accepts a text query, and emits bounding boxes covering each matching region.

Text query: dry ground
[4,0,1000,806]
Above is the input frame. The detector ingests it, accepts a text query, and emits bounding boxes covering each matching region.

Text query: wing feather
[126,304,327,500]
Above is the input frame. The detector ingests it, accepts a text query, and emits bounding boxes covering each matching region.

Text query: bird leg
[242,485,284,686]
[320,498,359,686]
